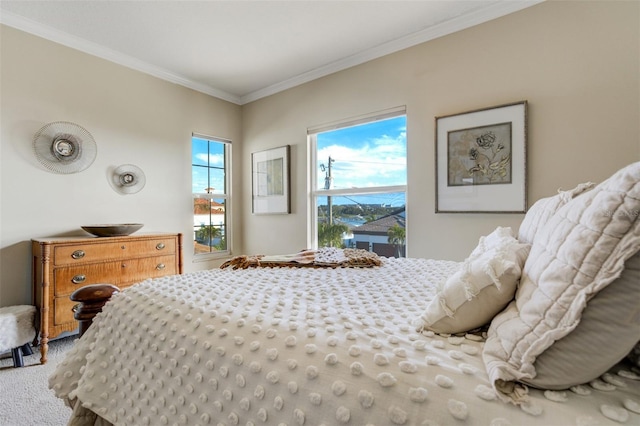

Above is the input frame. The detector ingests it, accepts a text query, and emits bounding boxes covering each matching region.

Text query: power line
[331,159,405,166]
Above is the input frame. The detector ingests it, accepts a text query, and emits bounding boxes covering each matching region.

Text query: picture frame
[435,101,527,213]
[252,145,291,214]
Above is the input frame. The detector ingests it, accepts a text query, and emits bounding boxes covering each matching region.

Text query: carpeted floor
[0,335,77,426]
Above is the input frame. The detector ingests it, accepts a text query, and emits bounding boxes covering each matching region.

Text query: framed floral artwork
[435,101,528,213]
[252,145,291,214]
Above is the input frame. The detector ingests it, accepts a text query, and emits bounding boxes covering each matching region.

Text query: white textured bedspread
[50,258,640,425]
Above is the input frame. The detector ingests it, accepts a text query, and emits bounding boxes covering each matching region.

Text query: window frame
[307,107,408,252]
[192,132,233,261]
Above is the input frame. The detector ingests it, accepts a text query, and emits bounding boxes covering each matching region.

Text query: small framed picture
[252,145,291,214]
[435,101,527,213]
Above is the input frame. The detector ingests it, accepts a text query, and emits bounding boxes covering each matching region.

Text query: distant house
[193,198,226,253]
[350,208,405,257]
[193,198,225,227]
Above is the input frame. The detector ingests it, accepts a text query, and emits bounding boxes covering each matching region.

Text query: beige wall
[241,1,639,258]
[0,26,243,306]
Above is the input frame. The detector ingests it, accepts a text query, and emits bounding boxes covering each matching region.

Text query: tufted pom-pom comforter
[50,257,640,426]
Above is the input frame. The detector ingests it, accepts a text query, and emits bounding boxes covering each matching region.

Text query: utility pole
[323,156,335,224]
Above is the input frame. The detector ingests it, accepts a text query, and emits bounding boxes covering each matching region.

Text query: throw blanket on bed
[220,247,382,269]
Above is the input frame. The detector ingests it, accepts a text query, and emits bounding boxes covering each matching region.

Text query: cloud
[195,153,224,165]
[318,132,406,189]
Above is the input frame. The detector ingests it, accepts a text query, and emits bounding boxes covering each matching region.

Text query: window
[308,108,407,257]
[192,134,231,257]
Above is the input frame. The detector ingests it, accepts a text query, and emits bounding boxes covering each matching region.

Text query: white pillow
[470,226,520,257]
[483,161,640,404]
[415,227,530,334]
[517,182,594,245]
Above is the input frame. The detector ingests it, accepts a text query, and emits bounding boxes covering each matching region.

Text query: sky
[192,137,225,195]
[316,115,407,207]
[316,115,407,190]
[191,115,408,206]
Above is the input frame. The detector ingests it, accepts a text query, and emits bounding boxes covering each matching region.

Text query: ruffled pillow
[415,227,530,334]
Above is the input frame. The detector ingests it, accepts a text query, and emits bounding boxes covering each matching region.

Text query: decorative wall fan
[33,121,97,174]
[110,164,146,195]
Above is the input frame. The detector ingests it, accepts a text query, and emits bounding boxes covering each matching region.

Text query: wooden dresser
[32,233,183,363]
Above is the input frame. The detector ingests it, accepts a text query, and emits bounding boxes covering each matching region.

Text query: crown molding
[0,10,242,104]
[2,1,543,106]
[240,0,544,104]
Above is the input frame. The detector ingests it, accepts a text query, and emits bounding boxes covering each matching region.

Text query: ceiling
[0,1,541,105]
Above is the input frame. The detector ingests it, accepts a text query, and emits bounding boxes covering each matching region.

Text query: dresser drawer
[54,255,177,296]
[53,237,176,266]
[54,297,76,326]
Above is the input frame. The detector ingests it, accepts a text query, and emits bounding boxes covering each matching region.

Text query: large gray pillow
[523,250,640,389]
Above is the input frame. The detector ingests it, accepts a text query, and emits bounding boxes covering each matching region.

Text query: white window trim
[307,105,406,135]
[307,107,407,250]
[192,132,233,261]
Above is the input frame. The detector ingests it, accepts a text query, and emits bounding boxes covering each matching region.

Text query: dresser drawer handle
[71,250,85,259]
[72,275,86,284]
[156,243,166,250]
[156,263,166,270]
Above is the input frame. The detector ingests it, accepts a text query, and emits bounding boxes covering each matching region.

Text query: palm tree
[214,236,227,251]
[196,224,221,247]
[364,214,378,223]
[318,222,350,248]
[387,224,406,257]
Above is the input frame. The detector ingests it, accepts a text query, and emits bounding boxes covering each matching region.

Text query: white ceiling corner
[0,1,544,105]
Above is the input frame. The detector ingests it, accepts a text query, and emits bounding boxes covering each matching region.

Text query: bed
[49,162,640,426]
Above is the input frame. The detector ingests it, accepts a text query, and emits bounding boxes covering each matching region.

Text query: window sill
[192,251,231,263]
